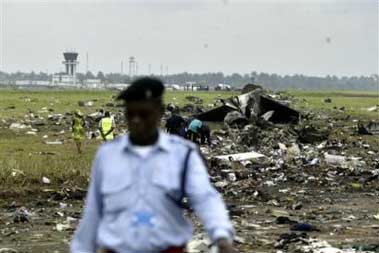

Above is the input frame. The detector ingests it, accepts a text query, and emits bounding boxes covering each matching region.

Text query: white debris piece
[45,141,63,145]
[310,158,319,165]
[287,143,301,157]
[324,153,346,166]
[42,177,51,184]
[317,141,327,149]
[264,180,276,186]
[278,143,287,152]
[227,173,237,182]
[261,110,275,121]
[11,169,25,177]
[215,151,264,161]
[187,235,210,253]
[367,105,378,112]
[38,107,49,113]
[0,248,18,253]
[9,123,31,130]
[56,223,71,232]
[78,100,94,107]
[301,238,373,253]
[214,181,229,188]
[59,202,68,209]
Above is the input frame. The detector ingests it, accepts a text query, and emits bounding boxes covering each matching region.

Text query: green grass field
[0,88,378,196]
[288,90,379,118]
[0,89,237,118]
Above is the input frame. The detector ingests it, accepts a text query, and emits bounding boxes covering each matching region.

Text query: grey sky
[0,0,378,76]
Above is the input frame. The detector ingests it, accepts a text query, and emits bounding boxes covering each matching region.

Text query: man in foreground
[71,77,237,253]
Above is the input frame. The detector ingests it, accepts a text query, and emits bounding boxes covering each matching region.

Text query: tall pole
[86,52,88,73]
[121,60,123,74]
[129,57,133,77]
[0,0,6,72]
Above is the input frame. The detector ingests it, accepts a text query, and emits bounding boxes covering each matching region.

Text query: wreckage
[358,121,379,135]
[195,88,300,124]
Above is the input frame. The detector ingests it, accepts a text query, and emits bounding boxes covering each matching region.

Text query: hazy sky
[0,0,378,76]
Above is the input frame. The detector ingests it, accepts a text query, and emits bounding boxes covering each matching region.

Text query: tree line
[0,70,378,91]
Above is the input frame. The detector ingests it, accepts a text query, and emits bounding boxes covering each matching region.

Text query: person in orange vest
[98,111,115,141]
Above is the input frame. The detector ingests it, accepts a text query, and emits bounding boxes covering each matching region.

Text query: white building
[52,74,76,86]
[15,80,51,86]
[106,83,129,90]
[83,79,104,89]
[215,83,231,91]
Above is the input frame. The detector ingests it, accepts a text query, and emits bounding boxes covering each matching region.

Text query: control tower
[62,51,79,84]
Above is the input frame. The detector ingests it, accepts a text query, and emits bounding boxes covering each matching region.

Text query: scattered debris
[224,111,249,128]
[13,207,31,223]
[290,223,320,232]
[1,86,378,252]
[241,83,263,94]
[196,90,300,124]
[358,121,379,135]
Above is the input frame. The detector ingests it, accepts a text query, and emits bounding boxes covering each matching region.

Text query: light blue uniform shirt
[71,131,233,253]
[188,119,202,133]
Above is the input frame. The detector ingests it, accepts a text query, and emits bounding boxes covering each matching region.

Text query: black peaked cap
[117,77,165,102]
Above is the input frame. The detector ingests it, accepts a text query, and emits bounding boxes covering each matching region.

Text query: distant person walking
[72,110,86,154]
[99,111,116,141]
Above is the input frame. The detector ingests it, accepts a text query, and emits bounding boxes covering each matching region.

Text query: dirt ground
[0,188,378,252]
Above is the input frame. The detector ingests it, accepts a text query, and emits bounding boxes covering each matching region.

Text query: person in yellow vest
[99,111,115,141]
[72,110,86,154]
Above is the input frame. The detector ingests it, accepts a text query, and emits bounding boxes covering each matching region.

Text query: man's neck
[130,130,159,146]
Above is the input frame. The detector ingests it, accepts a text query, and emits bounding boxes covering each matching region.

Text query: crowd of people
[165,110,211,146]
[72,102,211,154]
